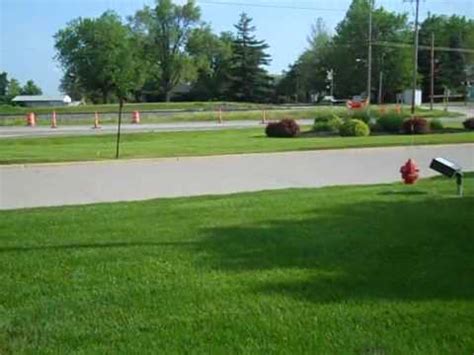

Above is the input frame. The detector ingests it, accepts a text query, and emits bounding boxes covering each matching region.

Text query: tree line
[0,74,43,104]
[53,0,272,104]
[277,0,474,103]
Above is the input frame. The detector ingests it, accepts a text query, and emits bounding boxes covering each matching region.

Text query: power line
[197,0,347,13]
[373,41,474,54]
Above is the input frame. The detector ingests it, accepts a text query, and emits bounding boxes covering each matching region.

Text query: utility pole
[327,69,334,99]
[430,32,435,111]
[411,0,420,115]
[367,0,373,104]
[331,70,335,106]
[378,53,384,105]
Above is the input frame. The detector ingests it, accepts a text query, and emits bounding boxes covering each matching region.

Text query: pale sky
[1,0,472,95]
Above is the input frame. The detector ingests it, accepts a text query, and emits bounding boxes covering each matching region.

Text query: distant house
[12,95,72,107]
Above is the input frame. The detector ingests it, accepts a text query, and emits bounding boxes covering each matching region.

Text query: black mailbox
[429,157,463,196]
[430,157,461,178]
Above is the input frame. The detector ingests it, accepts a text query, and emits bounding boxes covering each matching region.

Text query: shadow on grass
[197,196,474,302]
[0,241,195,253]
[377,190,428,196]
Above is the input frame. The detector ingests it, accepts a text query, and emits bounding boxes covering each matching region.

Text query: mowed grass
[1,176,473,353]
[1,128,473,164]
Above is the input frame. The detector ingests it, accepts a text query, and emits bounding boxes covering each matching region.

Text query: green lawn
[1,128,473,164]
[1,176,473,353]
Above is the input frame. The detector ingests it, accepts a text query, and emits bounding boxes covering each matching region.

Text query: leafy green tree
[59,70,86,101]
[0,72,8,103]
[419,15,474,98]
[6,78,21,102]
[277,18,331,102]
[229,13,272,102]
[55,11,144,157]
[21,80,43,95]
[186,28,233,100]
[55,11,144,104]
[129,0,201,102]
[327,0,412,100]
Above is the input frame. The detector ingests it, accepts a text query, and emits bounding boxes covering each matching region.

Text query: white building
[402,89,422,107]
[12,95,72,107]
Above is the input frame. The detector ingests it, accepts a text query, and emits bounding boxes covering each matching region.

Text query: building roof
[12,95,71,103]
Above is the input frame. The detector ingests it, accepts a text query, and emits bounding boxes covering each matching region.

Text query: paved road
[425,103,473,117]
[0,119,315,139]
[1,144,473,210]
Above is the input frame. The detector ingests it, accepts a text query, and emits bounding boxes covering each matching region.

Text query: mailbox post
[429,157,463,197]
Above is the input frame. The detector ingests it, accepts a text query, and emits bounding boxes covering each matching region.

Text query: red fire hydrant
[400,159,419,184]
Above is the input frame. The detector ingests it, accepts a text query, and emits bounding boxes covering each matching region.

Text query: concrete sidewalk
[1,144,473,210]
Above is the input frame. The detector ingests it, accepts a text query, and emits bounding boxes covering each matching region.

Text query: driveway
[1,144,473,210]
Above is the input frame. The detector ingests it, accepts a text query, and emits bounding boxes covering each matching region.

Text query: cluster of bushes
[376,113,442,134]
[377,113,405,133]
[339,119,370,137]
[313,114,370,137]
[313,114,343,133]
[463,118,474,130]
[265,118,300,137]
[350,109,370,124]
[265,113,473,139]
[402,117,431,134]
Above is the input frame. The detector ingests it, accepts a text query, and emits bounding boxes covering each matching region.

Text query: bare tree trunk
[115,99,124,159]
[102,89,108,104]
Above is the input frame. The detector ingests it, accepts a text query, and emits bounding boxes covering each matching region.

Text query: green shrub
[430,118,444,130]
[265,119,300,138]
[351,109,370,123]
[313,114,344,133]
[463,118,474,130]
[378,113,405,133]
[339,119,370,137]
[402,117,431,134]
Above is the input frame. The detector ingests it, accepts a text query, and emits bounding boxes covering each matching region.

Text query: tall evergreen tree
[229,13,272,102]
[0,72,8,102]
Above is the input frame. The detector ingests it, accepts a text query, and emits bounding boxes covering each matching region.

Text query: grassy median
[1,128,473,164]
[1,175,473,353]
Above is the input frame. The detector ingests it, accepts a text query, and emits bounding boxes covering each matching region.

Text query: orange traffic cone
[26,112,36,127]
[132,111,140,124]
[93,112,101,129]
[51,111,58,128]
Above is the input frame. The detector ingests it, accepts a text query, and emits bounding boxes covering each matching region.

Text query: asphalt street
[1,143,472,210]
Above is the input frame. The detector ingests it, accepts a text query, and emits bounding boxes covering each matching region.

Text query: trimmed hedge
[378,113,405,133]
[265,119,300,138]
[402,117,431,134]
[430,118,444,130]
[463,118,474,130]
[339,119,370,137]
[313,114,344,133]
[351,109,370,123]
